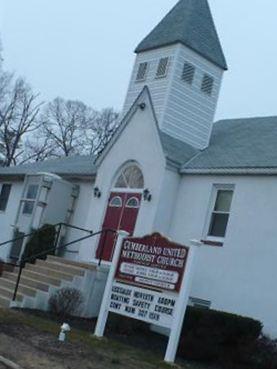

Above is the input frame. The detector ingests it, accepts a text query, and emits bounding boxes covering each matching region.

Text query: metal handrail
[12,227,117,301]
[0,222,93,249]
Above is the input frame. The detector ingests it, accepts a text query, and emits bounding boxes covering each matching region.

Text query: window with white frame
[0,184,12,211]
[156,57,169,78]
[207,187,234,239]
[22,184,39,215]
[136,62,148,81]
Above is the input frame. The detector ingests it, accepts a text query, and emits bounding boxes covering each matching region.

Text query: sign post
[94,230,129,337]
[164,240,199,362]
[94,232,201,364]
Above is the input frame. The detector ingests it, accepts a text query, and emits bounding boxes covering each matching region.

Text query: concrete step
[0,277,38,297]
[47,255,96,271]
[25,264,74,281]
[2,271,52,291]
[0,296,11,308]
[0,286,23,301]
[35,259,85,277]
[21,270,61,287]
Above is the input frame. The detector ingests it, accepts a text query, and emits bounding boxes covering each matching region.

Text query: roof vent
[201,74,214,95]
[136,62,148,81]
[156,57,169,78]
[182,62,195,84]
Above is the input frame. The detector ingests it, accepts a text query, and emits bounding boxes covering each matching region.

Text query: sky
[0,0,277,121]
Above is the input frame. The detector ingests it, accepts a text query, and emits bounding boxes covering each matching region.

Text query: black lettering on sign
[110,301,121,310]
[133,292,154,302]
[132,299,151,310]
[111,294,130,304]
[112,286,132,296]
[149,312,160,321]
[125,306,136,314]
[157,297,176,307]
[138,310,147,318]
[154,305,173,316]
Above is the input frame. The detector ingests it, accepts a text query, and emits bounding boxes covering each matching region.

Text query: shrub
[107,313,148,336]
[24,224,57,262]
[179,307,263,363]
[239,335,277,369]
[48,287,84,318]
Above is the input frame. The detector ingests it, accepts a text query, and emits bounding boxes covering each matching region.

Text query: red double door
[96,192,142,261]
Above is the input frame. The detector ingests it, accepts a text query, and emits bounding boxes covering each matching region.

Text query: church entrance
[96,164,144,261]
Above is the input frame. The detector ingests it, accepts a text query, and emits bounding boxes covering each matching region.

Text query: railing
[0,223,117,302]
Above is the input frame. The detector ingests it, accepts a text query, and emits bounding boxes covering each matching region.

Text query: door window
[22,184,39,215]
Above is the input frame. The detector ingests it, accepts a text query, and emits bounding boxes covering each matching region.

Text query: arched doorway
[96,164,144,261]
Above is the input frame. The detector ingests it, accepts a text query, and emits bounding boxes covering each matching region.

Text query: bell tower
[122,0,227,150]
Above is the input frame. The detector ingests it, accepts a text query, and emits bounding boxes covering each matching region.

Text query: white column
[94,230,129,337]
[164,240,202,363]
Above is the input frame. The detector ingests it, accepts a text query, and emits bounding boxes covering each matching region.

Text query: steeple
[122,0,227,150]
[135,0,227,70]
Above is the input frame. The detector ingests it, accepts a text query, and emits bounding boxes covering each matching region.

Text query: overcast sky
[0,0,276,121]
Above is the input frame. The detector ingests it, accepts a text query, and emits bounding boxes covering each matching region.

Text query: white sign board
[110,281,176,328]
[94,231,200,364]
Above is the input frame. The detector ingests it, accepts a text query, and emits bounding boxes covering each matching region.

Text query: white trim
[182,168,277,175]
[110,187,144,194]
[125,196,140,208]
[109,196,123,208]
[202,184,234,242]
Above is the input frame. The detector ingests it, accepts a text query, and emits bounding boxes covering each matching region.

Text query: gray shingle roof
[160,131,198,166]
[2,117,277,178]
[0,155,97,178]
[135,0,227,70]
[182,116,277,171]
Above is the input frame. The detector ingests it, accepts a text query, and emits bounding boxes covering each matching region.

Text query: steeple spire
[135,0,227,70]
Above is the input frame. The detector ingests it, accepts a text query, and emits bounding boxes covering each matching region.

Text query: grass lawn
[0,308,219,369]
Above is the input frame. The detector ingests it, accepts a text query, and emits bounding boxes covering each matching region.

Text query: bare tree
[84,107,119,156]
[30,98,119,161]
[38,97,96,157]
[0,77,42,166]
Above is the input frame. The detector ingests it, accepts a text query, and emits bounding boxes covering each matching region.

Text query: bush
[107,313,148,336]
[179,307,263,363]
[239,335,277,369]
[24,224,57,262]
[48,287,84,319]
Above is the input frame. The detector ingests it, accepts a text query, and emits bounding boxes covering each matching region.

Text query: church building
[0,0,277,337]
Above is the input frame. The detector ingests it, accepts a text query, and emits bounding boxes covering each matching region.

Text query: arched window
[126,197,140,208]
[109,196,123,207]
[114,165,144,189]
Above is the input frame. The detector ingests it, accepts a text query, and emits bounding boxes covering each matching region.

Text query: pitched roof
[0,155,97,178]
[159,131,198,167]
[182,116,277,172]
[135,0,227,70]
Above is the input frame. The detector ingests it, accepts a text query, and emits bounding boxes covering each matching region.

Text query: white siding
[123,43,224,150]
[0,180,23,260]
[81,91,166,262]
[122,45,178,121]
[63,181,94,261]
[169,174,277,337]
[162,44,223,149]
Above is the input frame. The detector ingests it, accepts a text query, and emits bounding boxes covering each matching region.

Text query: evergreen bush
[24,224,57,262]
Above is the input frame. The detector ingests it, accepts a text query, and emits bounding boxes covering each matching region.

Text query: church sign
[114,235,188,293]
[94,231,200,364]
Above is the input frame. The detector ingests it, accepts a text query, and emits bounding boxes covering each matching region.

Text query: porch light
[94,187,101,198]
[143,188,152,202]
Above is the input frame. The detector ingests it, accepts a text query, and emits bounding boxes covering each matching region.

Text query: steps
[0,256,97,310]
